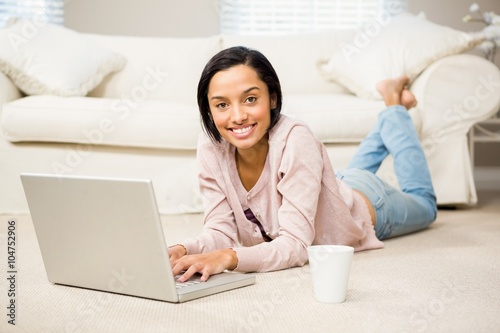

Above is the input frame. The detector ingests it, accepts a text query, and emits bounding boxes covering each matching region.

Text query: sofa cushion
[222,32,354,96]
[1,96,202,149]
[1,95,422,149]
[283,94,422,143]
[0,19,126,97]
[87,34,221,104]
[318,13,483,100]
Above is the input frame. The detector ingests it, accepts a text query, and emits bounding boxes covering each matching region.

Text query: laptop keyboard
[175,275,203,289]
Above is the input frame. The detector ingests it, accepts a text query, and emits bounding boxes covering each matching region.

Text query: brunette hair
[197,46,283,143]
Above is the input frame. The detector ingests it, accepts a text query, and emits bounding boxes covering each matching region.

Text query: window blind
[219,0,408,35]
[0,0,64,28]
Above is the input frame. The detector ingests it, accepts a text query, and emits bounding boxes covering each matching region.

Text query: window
[0,0,64,28]
[218,0,408,35]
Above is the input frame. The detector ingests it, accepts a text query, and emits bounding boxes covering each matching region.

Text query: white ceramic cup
[307,245,354,303]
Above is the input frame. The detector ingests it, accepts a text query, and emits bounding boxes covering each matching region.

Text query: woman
[169,46,437,282]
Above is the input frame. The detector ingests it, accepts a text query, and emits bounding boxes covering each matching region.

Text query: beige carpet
[1,190,499,333]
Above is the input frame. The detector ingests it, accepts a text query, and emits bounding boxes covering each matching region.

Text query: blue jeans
[336,105,437,240]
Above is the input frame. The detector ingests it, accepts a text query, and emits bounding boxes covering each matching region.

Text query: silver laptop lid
[21,173,180,302]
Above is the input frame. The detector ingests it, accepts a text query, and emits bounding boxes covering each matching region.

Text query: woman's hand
[171,249,238,282]
[168,244,187,261]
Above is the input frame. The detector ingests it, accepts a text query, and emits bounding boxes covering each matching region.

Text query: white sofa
[1,17,500,215]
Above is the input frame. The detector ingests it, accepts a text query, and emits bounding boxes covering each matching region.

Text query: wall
[408,0,499,30]
[65,0,500,167]
[64,0,500,40]
[408,0,500,67]
[64,0,219,37]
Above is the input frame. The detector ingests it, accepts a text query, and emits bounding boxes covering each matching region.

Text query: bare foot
[401,89,417,110]
[376,76,417,109]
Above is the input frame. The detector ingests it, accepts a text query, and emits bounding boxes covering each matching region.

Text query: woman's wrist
[172,244,187,256]
[221,248,238,270]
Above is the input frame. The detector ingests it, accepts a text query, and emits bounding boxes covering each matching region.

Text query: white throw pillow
[0,19,126,96]
[318,13,484,100]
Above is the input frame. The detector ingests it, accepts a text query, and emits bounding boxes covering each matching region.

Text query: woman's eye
[216,103,228,109]
[246,97,257,103]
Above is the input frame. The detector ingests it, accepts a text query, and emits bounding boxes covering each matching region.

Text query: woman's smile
[230,124,256,137]
[207,64,276,151]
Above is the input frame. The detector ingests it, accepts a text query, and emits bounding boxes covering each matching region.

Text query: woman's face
[207,64,276,151]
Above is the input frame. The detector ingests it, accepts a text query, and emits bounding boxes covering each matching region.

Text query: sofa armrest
[0,71,22,105]
[411,54,500,140]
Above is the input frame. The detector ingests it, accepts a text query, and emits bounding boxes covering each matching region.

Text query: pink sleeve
[181,139,240,255]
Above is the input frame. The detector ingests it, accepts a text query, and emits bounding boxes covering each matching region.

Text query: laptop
[20,173,255,303]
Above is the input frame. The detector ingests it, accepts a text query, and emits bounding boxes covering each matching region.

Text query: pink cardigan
[182,115,383,273]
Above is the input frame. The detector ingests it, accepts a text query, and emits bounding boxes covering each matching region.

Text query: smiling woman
[209,66,273,149]
[197,47,282,144]
[167,45,437,283]
[208,66,274,191]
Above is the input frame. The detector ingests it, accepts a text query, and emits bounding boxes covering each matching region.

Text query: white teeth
[233,126,252,134]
